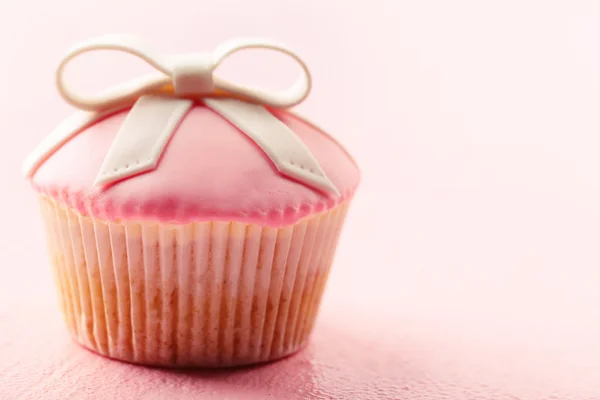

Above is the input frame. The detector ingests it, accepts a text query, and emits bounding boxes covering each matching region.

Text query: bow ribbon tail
[204,98,339,195]
[94,95,193,187]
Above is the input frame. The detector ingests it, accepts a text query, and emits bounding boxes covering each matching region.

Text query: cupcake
[23,35,359,367]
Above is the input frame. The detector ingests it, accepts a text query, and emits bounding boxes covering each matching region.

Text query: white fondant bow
[55,34,312,112]
[23,35,339,195]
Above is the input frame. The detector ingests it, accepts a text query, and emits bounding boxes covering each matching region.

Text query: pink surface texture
[3,0,600,399]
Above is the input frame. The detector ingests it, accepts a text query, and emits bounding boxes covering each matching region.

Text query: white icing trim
[23,35,340,196]
[21,107,127,178]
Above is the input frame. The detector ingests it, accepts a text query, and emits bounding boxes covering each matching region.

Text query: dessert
[23,35,360,367]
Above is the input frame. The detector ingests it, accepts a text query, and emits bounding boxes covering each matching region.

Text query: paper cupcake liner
[39,196,349,367]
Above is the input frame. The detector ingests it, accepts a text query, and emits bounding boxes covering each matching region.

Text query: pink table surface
[3,0,600,399]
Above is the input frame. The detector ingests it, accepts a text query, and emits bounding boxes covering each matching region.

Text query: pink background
[3,0,600,399]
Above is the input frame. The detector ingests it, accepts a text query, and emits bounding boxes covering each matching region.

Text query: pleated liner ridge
[40,196,349,367]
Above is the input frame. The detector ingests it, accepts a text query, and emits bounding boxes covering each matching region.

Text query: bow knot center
[172,53,216,96]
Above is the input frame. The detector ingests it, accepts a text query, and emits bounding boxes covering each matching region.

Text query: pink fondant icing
[30,105,360,227]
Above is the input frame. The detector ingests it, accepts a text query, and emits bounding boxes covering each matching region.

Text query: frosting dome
[30,105,359,226]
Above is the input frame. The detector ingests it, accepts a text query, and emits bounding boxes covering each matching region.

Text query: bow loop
[209,38,312,107]
[55,34,173,111]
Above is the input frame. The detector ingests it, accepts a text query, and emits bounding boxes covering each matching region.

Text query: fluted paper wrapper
[39,196,349,367]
